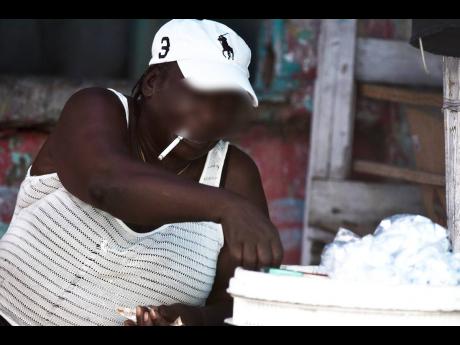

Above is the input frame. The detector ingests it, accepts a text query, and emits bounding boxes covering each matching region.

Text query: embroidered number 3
[158,37,170,59]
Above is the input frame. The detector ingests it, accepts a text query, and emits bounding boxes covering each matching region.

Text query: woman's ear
[141,66,162,98]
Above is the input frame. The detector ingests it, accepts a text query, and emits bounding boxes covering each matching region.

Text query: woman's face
[141,62,253,160]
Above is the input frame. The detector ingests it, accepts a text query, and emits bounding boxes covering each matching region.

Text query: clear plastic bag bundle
[320,214,460,286]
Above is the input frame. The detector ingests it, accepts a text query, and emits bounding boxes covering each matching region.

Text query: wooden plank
[308,179,425,237]
[359,83,442,108]
[301,19,357,264]
[301,19,335,264]
[443,57,460,252]
[308,19,357,179]
[305,226,336,243]
[405,107,445,174]
[329,20,357,179]
[405,106,446,226]
[356,38,443,87]
[308,20,336,178]
[353,160,445,186]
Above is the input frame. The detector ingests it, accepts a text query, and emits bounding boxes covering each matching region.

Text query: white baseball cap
[149,19,258,107]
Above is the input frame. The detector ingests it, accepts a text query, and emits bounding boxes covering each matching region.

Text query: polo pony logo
[218,34,234,60]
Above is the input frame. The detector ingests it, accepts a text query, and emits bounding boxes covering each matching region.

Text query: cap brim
[177,59,258,107]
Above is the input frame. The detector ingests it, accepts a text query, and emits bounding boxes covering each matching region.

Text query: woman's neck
[133,98,189,173]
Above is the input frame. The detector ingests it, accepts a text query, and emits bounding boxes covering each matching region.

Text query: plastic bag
[320,214,460,286]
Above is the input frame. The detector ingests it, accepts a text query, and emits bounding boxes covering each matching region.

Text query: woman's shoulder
[225,144,259,176]
[221,143,262,190]
[65,87,127,110]
[57,87,129,129]
[29,87,130,176]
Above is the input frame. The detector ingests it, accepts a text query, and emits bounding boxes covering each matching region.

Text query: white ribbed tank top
[0,89,229,326]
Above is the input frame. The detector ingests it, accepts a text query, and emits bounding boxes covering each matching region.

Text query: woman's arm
[126,146,282,326]
[204,145,274,321]
[203,146,277,324]
[52,87,282,273]
[51,87,231,227]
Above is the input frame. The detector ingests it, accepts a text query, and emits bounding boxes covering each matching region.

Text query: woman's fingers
[130,305,174,326]
[149,307,168,325]
[136,306,155,326]
[243,242,257,270]
[144,309,154,326]
[136,306,143,325]
[124,319,136,326]
[156,305,175,322]
[129,304,190,326]
[257,242,272,268]
[271,239,284,267]
[151,306,171,326]
[229,242,244,267]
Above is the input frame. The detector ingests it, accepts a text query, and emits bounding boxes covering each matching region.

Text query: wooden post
[301,19,357,265]
[443,57,460,252]
[308,19,357,180]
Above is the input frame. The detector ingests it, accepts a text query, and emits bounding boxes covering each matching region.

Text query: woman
[0,19,283,326]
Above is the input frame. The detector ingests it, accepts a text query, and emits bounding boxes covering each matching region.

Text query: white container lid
[227,267,460,312]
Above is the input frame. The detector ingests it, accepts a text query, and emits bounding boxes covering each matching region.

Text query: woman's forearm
[87,157,237,227]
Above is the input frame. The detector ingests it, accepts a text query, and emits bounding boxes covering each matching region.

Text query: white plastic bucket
[226,267,460,326]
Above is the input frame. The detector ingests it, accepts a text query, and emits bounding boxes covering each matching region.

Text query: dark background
[0,19,262,81]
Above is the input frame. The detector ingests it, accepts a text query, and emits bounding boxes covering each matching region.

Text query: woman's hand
[219,195,284,270]
[123,304,204,326]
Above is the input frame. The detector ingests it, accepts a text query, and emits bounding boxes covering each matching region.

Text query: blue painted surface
[269,197,305,224]
[254,19,319,104]
[0,222,7,238]
[269,198,305,260]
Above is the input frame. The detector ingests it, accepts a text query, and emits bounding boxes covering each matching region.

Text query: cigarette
[158,135,183,160]
[116,307,137,322]
[158,129,189,161]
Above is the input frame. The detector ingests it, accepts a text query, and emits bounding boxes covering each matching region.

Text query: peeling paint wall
[0,77,132,125]
[254,19,319,111]
[230,122,309,264]
[0,131,47,236]
[236,19,319,263]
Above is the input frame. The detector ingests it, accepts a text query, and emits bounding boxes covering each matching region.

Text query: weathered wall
[0,19,419,265]
[353,19,436,177]
[0,77,132,236]
[221,20,320,263]
[0,131,47,235]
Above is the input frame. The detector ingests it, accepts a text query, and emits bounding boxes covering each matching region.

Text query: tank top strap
[199,140,230,188]
[107,88,129,127]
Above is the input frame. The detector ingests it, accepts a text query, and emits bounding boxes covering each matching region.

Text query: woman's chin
[170,146,210,161]
[172,140,218,160]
